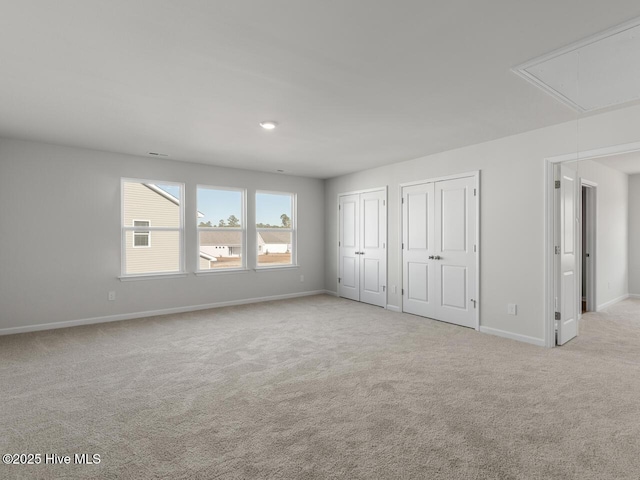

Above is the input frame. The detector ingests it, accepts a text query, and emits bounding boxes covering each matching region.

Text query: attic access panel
[513,18,640,113]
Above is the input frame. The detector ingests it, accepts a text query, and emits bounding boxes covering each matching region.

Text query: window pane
[256,192,292,228]
[257,231,292,266]
[125,230,180,274]
[199,231,243,270]
[123,182,181,227]
[134,233,149,247]
[197,188,242,227]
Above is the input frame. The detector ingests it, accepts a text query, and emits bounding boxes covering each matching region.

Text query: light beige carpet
[1,295,640,479]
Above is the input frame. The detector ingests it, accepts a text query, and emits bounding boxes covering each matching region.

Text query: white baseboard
[479,326,545,347]
[629,293,640,299]
[324,290,338,297]
[0,290,329,337]
[386,305,401,312]
[596,293,629,312]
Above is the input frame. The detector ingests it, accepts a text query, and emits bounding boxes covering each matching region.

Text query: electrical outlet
[507,303,517,315]
[108,291,116,301]
[299,274,304,283]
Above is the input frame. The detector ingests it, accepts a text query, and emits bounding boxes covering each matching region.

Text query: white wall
[0,139,325,333]
[629,174,640,295]
[577,160,628,308]
[325,103,640,345]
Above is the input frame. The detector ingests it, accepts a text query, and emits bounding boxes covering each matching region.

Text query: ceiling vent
[513,17,640,112]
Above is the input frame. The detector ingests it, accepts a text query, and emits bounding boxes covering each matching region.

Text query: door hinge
[383,200,385,206]
[555,180,561,189]
[555,246,560,254]
[338,241,341,246]
[555,312,561,320]
[382,285,386,292]
[383,242,386,248]
[338,277,341,283]
[474,244,476,252]
[402,243,404,249]
[402,198,404,204]
[402,289,404,295]
[473,188,477,196]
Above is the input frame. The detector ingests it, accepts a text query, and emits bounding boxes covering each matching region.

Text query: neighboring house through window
[256,191,296,267]
[121,180,184,276]
[197,186,246,271]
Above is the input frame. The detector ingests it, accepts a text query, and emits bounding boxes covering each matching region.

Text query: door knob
[433,255,442,260]
[428,255,435,259]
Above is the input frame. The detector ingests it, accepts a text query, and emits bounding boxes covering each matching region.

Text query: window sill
[254,265,299,272]
[195,268,250,276]
[119,272,188,282]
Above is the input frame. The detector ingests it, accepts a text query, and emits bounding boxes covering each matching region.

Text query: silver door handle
[428,255,435,259]
[434,255,442,260]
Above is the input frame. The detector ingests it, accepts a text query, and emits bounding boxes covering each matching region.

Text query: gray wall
[629,174,640,295]
[577,160,629,309]
[0,139,325,332]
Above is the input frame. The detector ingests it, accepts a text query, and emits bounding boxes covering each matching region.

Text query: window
[256,191,296,267]
[133,220,150,247]
[197,186,245,271]
[121,180,184,276]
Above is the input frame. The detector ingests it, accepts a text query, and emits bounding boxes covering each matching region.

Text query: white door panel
[359,191,387,307]
[403,184,435,317]
[403,176,477,329]
[440,186,467,252]
[556,164,579,345]
[407,192,429,250]
[441,265,467,309]
[338,190,387,307]
[407,262,429,303]
[339,194,359,301]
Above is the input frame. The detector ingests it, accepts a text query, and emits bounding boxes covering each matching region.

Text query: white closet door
[556,164,579,345]
[402,183,435,318]
[402,175,478,328]
[433,176,476,328]
[339,194,360,301]
[359,190,387,307]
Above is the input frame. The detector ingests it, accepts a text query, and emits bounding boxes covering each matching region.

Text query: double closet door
[402,175,477,328]
[339,189,387,308]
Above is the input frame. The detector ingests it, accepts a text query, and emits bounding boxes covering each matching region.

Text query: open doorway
[546,141,639,347]
[581,182,597,314]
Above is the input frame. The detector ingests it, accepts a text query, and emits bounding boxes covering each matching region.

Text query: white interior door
[433,176,476,328]
[359,190,387,307]
[402,183,435,317]
[339,190,387,307]
[556,164,579,345]
[402,175,478,329]
[339,194,359,301]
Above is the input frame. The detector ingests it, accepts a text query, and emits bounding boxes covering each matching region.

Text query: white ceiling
[2,1,640,178]
[593,151,640,174]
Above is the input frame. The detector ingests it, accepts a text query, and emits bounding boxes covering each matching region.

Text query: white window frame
[196,185,247,273]
[121,178,185,279]
[255,190,297,270]
[132,219,151,248]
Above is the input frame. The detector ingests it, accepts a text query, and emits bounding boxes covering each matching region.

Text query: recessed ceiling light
[259,121,278,130]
